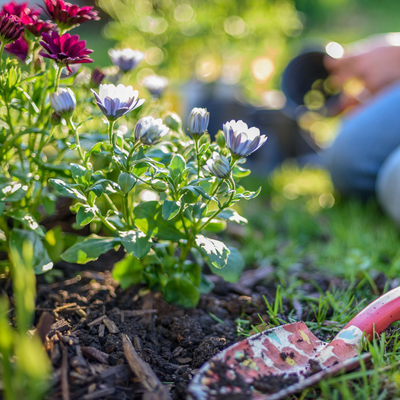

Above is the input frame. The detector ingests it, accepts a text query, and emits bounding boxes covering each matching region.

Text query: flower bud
[118,172,136,195]
[164,112,182,132]
[204,152,231,179]
[0,14,24,44]
[188,107,210,138]
[90,67,105,88]
[151,180,168,192]
[215,130,226,148]
[135,116,169,146]
[49,88,76,118]
[142,75,168,97]
[50,112,61,126]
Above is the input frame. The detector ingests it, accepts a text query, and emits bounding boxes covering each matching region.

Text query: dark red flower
[40,31,93,72]
[42,0,100,30]
[1,1,40,25]
[5,36,28,60]
[0,13,24,44]
[25,19,56,37]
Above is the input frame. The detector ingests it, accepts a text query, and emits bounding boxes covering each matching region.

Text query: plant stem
[96,211,117,232]
[103,193,120,214]
[68,117,87,168]
[0,41,6,69]
[55,64,62,90]
[108,120,115,144]
[194,138,201,179]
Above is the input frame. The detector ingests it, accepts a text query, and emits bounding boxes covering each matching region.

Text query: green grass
[234,162,400,399]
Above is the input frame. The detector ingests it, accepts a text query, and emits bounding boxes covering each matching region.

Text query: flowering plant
[0,0,266,307]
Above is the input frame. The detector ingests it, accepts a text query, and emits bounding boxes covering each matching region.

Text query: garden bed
[14,243,393,400]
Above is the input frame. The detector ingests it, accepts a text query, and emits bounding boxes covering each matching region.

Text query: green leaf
[232,165,251,179]
[195,234,230,269]
[133,201,185,241]
[215,209,248,224]
[164,274,199,307]
[49,179,86,201]
[0,202,4,216]
[234,186,262,200]
[118,172,136,194]
[183,261,201,287]
[202,219,226,232]
[43,226,65,263]
[192,202,207,219]
[0,182,28,202]
[10,229,53,274]
[199,273,214,294]
[71,164,90,185]
[85,142,104,163]
[113,254,143,289]
[118,230,152,259]
[168,154,186,179]
[162,200,181,220]
[61,235,120,264]
[42,192,56,215]
[208,246,245,283]
[76,205,97,226]
[8,210,45,237]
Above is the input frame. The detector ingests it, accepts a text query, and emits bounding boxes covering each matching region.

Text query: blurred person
[323,34,400,224]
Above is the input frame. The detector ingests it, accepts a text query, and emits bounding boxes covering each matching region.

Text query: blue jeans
[326,80,400,222]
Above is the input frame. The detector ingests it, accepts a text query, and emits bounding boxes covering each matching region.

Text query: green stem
[108,120,115,144]
[68,118,87,168]
[55,64,62,90]
[103,193,120,214]
[96,211,117,232]
[0,41,6,69]
[197,177,235,232]
[122,194,131,228]
[194,138,201,179]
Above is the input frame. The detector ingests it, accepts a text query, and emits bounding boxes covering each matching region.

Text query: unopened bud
[151,180,168,192]
[204,152,231,179]
[188,107,210,138]
[164,112,182,132]
[50,88,76,118]
[215,130,226,148]
[50,112,61,126]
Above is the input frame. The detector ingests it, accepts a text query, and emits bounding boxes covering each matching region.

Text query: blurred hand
[324,37,400,113]
[325,45,400,94]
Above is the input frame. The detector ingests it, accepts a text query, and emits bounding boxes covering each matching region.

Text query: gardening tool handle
[344,286,400,339]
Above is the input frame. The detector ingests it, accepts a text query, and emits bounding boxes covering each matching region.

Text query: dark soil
[1,245,393,400]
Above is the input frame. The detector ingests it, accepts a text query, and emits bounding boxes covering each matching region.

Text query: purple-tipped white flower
[49,88,76,118]
[142,75,168,97]
[188,107,210,138]
[222,120,267,158]
[91,84,145,121]
[134,116,169,146]
[109,48,144,73]
[204,152,231,179]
